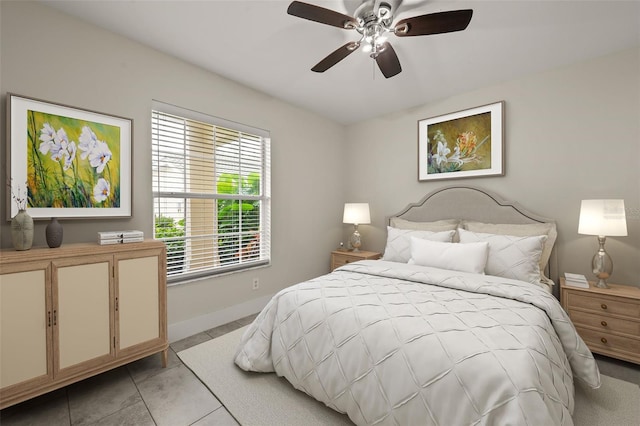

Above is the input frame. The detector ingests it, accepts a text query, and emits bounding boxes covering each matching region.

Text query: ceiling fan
[287,0,473,78]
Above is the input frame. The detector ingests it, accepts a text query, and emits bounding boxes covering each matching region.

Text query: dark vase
[46,217,63,248]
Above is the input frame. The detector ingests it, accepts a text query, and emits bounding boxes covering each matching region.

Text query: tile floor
[0,314,257,426]
[2,313,640,426]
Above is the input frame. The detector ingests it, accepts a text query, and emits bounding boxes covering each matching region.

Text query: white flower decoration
[49,128,69,162]
[448,146,463,167]
[433,141,451,167]
[93,178,110,203]
[63,141,77,171]
[89,140,112,174]
[38,123,56,155]
[78,126,98,160]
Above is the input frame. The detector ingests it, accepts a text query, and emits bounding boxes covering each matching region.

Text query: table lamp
[578,199,627,288]
[343,203,370,252]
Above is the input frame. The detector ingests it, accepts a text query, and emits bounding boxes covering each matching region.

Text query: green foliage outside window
[217,172,261,265]
[155,171,261,274]
[154,215,185,274]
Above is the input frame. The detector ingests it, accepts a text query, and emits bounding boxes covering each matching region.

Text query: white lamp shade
[343,203,371,225]
[578,199,628,236]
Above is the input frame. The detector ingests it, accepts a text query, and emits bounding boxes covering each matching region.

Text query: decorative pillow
[389,217,459,232]
[382,227,455,263]
[458,228,547,285]
[409,237,489,274]
[462,221,557,284]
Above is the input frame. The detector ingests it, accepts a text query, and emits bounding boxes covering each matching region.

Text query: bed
[234,186,600,425]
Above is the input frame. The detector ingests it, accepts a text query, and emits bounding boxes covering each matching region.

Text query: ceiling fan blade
[311,42,360,72]
[375,42,402,78]
[394,9,473,37]
[287,1,358,29]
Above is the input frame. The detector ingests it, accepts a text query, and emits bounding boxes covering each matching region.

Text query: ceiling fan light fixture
[287,1,473,78]
[394,23,409,35]
[344,21,358,30]
[377,3,391,19]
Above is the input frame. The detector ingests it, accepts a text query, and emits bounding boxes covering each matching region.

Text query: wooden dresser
[0,240,168,409]
[560,278,640,364]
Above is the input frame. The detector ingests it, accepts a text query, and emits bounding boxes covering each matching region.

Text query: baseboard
[168,293,273,343]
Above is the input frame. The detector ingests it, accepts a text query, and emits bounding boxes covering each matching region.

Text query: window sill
[166,261,272,287]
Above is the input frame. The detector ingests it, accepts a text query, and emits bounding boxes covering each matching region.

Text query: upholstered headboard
[386,185,559,296]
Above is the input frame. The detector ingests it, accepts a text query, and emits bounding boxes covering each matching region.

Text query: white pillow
[462,221,557,284]
[409,237,489,274]
[458,228,547,285]
[382,227,455,263]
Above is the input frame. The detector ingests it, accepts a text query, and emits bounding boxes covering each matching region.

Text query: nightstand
[330,250,381,271]
[560,277,640,364]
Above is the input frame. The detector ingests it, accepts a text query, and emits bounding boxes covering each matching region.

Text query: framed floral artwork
[7,94,132,219]
[418,101,504,181]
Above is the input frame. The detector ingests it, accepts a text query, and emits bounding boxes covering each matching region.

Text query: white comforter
[235,260,600,426]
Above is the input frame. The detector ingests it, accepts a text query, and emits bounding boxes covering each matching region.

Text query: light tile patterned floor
[0,315,256,426]
[1,312,639,425]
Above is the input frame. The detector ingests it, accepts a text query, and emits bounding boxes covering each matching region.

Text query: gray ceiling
[39,0,640,124]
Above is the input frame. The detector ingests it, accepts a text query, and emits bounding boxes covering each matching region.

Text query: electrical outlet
[252,277,259,290]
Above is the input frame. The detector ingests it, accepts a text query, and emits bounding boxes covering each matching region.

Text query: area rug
[178,326,640,426]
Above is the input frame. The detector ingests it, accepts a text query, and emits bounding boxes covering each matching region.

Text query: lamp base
[592,235,613,289]
[350,225,362,252]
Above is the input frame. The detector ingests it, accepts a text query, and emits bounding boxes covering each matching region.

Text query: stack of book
[98,230,144,245]
[564,272,589,288]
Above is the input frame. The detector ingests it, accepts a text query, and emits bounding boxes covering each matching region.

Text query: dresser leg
[161,348,168,368]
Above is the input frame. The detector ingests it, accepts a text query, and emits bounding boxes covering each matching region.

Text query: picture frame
[8,94,132,219]
[418,101,504,181]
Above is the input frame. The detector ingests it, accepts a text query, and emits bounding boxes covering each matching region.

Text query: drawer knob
[601,321,608,327]
[601,337,608,344]
[345,260,350,263]
[600,304,608,310]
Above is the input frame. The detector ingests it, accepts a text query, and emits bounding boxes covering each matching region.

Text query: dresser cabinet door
[53,256,114,378]
[116,250,165,356]
[0,262,52,392]
[0,241,168,410]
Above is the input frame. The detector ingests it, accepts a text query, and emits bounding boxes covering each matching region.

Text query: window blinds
[151,103,271,283]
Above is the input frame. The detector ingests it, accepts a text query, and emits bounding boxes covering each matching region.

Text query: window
[151,102,270,283]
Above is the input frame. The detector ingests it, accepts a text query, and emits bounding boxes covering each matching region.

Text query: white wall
[2,2,639,343]
[345,47,640,287]
[0,1,346,339]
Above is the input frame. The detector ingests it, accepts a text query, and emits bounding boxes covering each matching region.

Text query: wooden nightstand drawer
[575,326,640,355]
[566,293,640,318]
[332,253,356,268]
[560,278,640,365]
[569,310,640,336]
[330,250,381,271]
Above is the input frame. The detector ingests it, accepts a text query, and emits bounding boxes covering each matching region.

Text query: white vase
[11,209,34,250]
